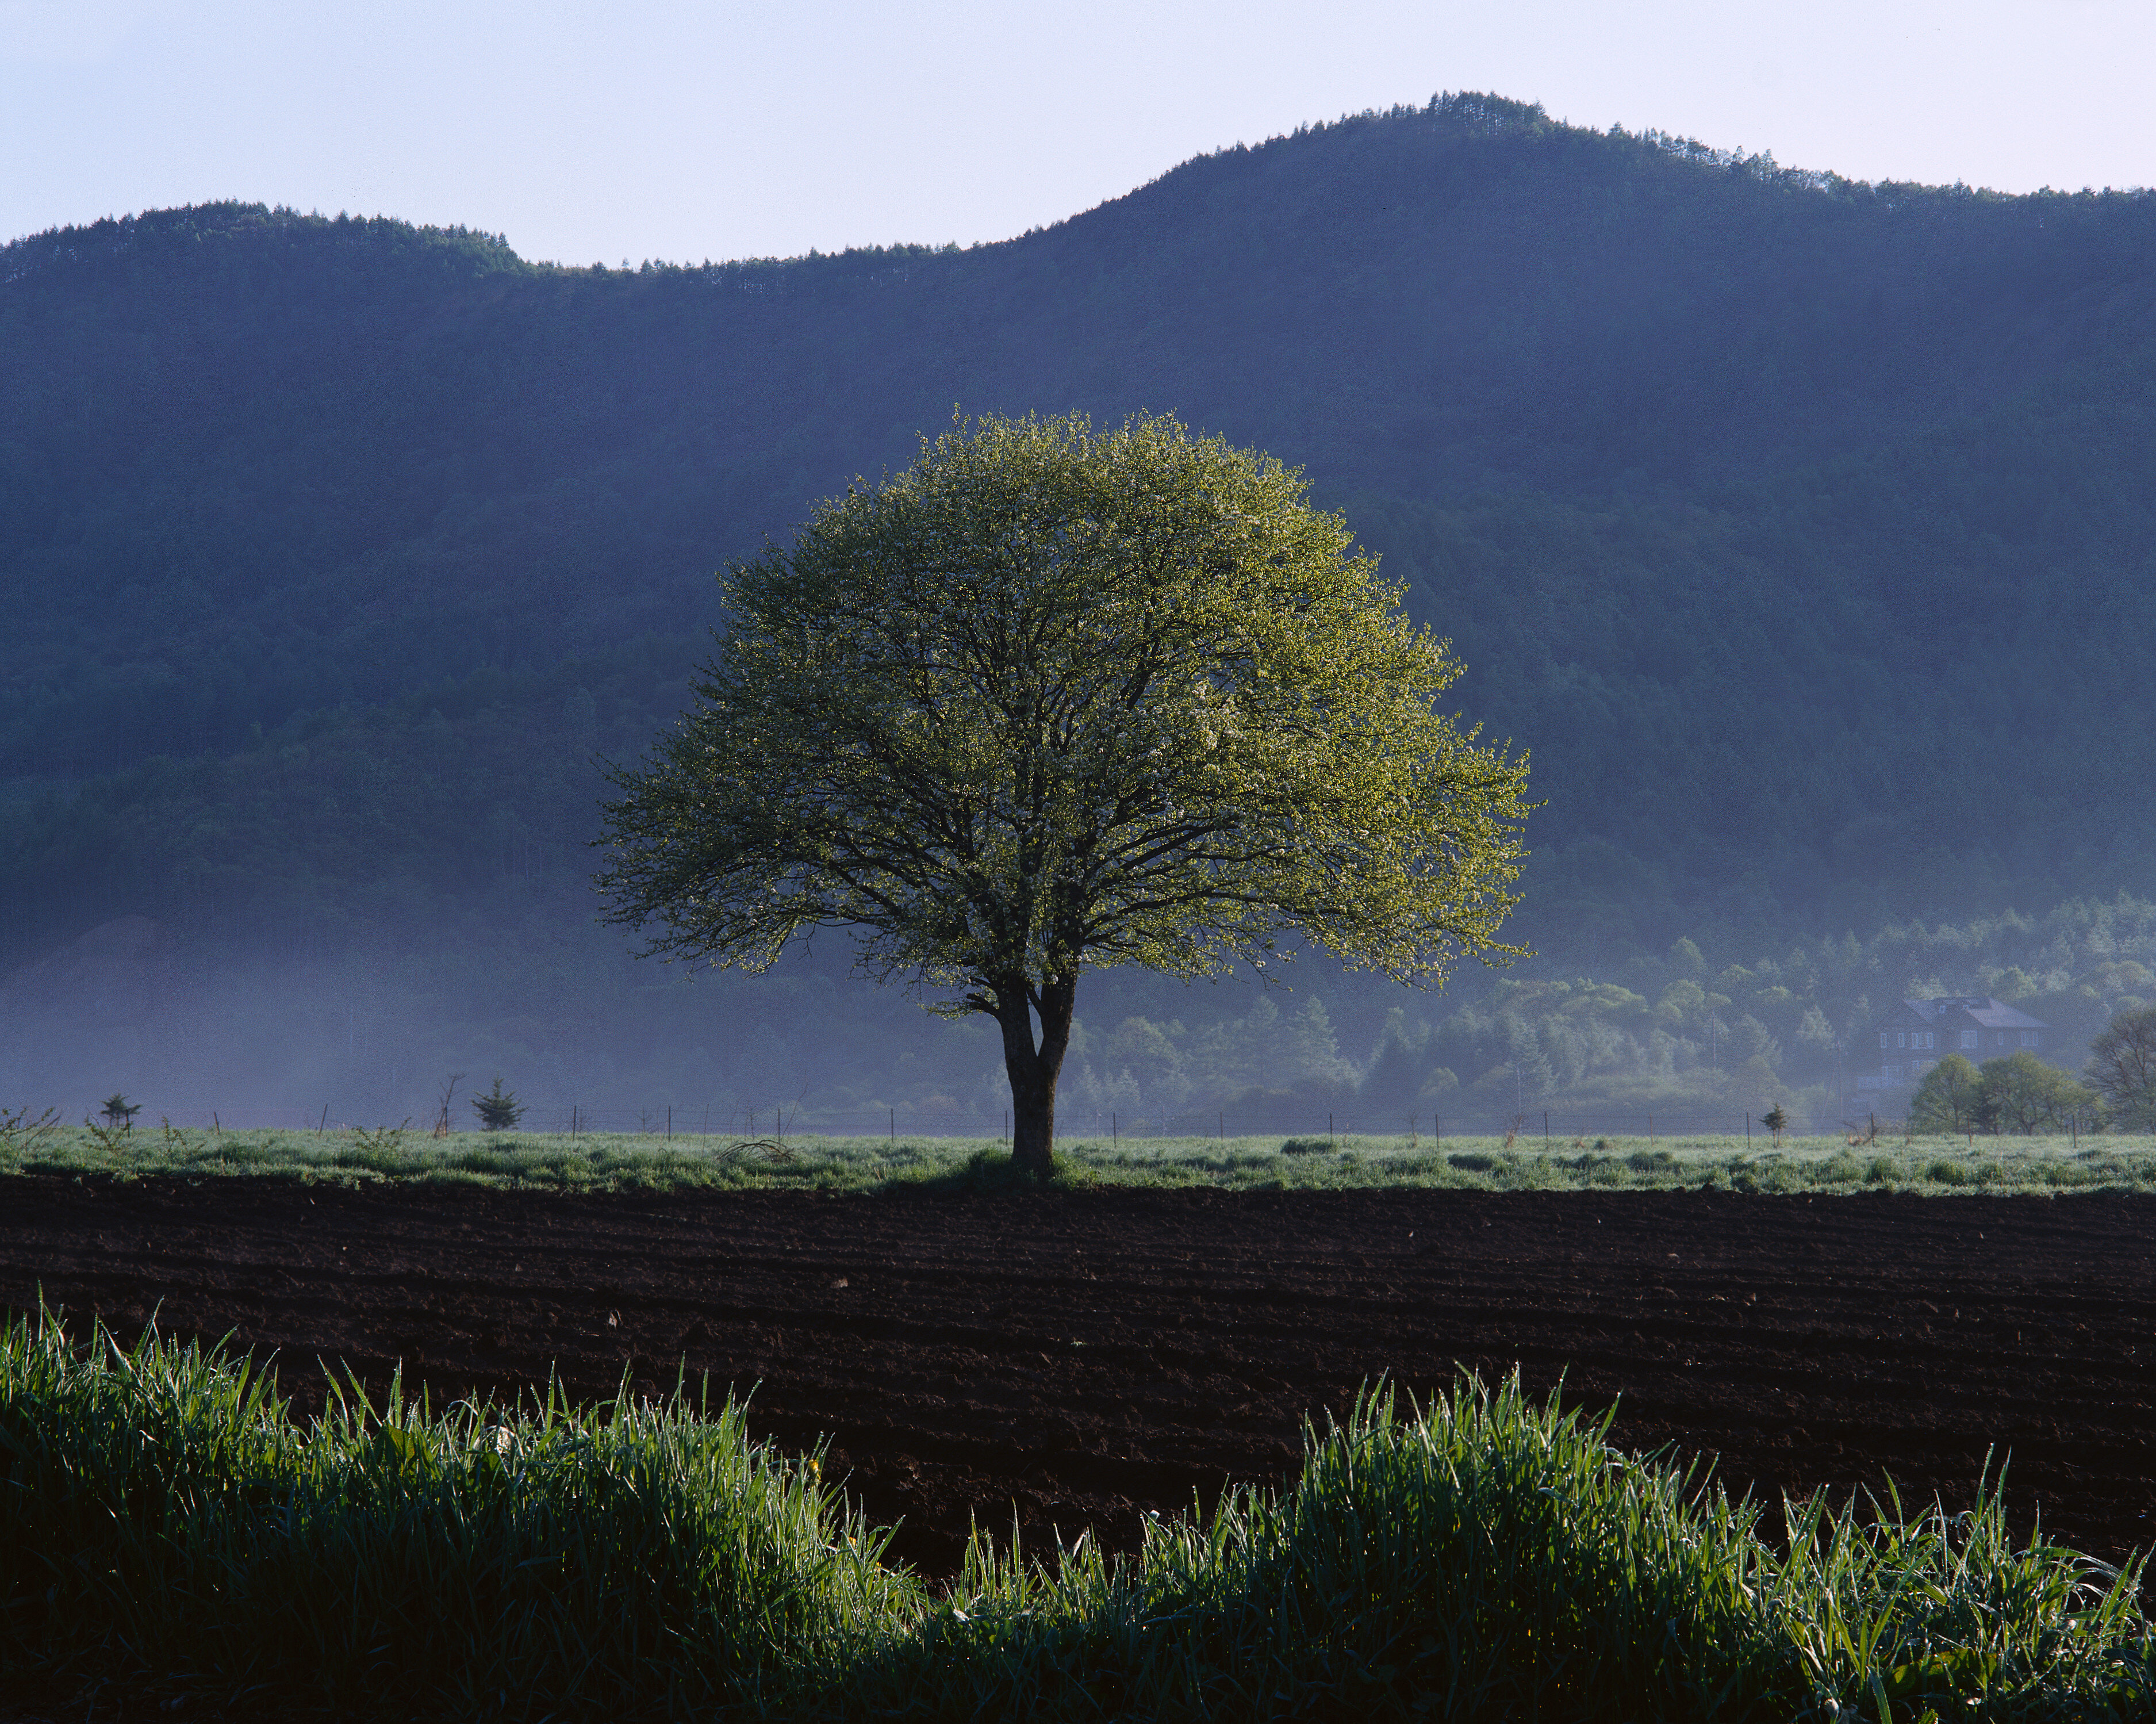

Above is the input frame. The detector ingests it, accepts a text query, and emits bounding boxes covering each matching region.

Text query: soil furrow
[5,1177,2153,1576]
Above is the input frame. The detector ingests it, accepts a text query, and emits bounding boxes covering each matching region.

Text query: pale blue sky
[4,1,2151,265]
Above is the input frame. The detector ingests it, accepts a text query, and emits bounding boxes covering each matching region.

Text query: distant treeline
[1058,894,2156,1132]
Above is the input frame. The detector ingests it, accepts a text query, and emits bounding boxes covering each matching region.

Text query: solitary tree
[2086,1003,2156,1132]
[596,411,1533,1177]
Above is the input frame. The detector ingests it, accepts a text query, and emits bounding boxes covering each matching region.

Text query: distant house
[1859,996,2049,1090]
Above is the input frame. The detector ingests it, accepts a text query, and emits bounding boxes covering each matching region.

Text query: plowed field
[5,1176,2151,1576]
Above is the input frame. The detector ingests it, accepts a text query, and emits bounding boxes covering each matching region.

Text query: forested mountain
[4,91,2154,1124]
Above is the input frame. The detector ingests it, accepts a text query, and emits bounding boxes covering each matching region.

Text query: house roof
[1962,999,2048,1030]
[1892,995,2048,1032]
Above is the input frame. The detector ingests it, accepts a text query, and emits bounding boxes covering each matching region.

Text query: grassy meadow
[6,1112,2156,1196]
[4,1307,2150,1721]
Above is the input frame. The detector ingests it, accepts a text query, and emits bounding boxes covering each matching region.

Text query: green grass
[8,1116,2156,1196]
[3,1307,2149,1721]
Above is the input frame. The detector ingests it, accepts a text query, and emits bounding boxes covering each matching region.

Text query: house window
[1879,1032,1888,1049]
[1897,1032,1906,1048]
[2022,1030,2038,1047]
[1924,1032,1934,1049]
[1962,1030,1978,1049]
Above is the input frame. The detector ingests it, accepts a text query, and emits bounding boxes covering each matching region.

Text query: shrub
[1279,1137,1332,1156]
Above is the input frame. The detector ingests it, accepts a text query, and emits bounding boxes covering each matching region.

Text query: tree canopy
[2085,1005,2156,1132]
[1908,1053,1983,1134]
[1975,1051,2095,1136]
[595,412,1532,1172]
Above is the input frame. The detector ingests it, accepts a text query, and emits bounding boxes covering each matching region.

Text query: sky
[3,1,2153,266]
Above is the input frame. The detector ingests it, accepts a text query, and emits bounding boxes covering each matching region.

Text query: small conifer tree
[472,1075,524,1132]
[1761,1103,1789,1147]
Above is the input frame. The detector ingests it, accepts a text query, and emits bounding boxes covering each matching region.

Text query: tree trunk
[997,974,1075,1179]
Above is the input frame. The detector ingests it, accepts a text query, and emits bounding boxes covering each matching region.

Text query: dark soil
[4,1175,2153,1577]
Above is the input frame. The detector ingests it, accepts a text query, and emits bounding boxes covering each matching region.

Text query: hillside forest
[3,93,2154,1128]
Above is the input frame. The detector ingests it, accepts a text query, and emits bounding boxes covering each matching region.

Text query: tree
[1975,1051,2093,1135]
[596,411,1533,1177]
[2086,1004,2156,1131]
[472,1075,524,1132]
[1760,1103,1788,1147]
[99,1093,141,1132]
[432,1071,465,1139]
[1908,1053,1983,1133]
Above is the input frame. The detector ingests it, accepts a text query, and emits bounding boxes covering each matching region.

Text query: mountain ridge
[4,91,2155,1114]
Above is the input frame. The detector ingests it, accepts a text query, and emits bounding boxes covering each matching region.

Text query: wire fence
[87,1103,1865,1146]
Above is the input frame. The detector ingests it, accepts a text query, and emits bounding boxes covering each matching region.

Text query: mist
[7,890,2153,1142]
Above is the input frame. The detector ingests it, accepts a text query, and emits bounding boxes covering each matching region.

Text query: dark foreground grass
[2,1311,2150,1722]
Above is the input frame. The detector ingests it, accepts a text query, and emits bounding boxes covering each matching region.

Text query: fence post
[1329,1112,1335,1149]
[1112,1111,1118,1149]
[1745,1113,1751,1145]
[1544,1110,1549,1150]
[666,1106,672,1139]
